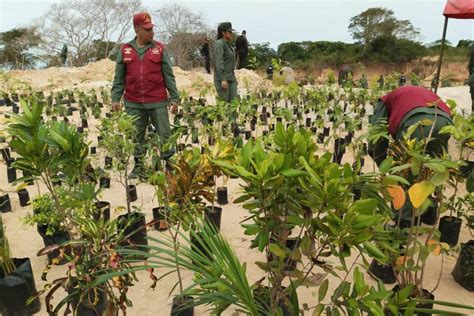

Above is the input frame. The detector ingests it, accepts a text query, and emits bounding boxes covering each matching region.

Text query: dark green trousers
[395,112,452,156]
[125,106,174,160]
[214,80,238,103]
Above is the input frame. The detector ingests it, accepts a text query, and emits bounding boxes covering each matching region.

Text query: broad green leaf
[379,157,393,173]
[318,279,329,302]
[354,267,364,294]
[353,199,378,215]
[280,168,306,178]
[363,242,387,261]
[268,243,286,257]
[431,170,449,186]
[424,162,446,173]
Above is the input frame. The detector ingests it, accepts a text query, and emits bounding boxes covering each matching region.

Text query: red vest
[380,86,451,137]
[121,41,168,103]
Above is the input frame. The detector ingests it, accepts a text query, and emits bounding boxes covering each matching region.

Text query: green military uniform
[369,100,452,224]
[111,38,179,161]
[213,38,238,103]
[369,101,452,166]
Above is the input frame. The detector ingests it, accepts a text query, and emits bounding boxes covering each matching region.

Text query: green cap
[218,22,234,32]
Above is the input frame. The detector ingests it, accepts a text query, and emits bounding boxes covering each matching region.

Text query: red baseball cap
[133,12,154,29]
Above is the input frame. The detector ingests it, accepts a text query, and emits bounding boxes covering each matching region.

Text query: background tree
[153,3,211,69]
[35,0,142,67]
[277,42,310,63]
[248,42,277,69]
[457,40,474,49]
[348,7,420,52]
[0,27,41,70]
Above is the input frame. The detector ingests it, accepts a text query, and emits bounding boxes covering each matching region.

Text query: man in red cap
[111,12,179,179]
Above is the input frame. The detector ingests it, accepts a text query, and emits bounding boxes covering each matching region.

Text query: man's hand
[221,80,228,90]
[169,102,178,115]
[111,102,122,112]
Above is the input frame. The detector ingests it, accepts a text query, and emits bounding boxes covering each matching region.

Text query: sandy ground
[0,85,473,315]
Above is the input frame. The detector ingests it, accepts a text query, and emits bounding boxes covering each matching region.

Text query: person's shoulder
[215,39,224,46]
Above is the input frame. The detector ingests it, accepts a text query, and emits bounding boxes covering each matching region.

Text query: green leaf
[352,214,380,230]
[243,224,260,236]
[424,162,446,173]
[233,194,251,204]
[390,164,412,173]
[384,175,410,186]
[269,243,286,258]
[431,170,449,186]
[352,199,378,215]
[281,168,306,178]
[318,279,329,302]
[379,157,393,173]
[363,242,387,261]
[354,267,364,294]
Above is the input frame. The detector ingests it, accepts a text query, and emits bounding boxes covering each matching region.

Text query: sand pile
[3,59,270,96]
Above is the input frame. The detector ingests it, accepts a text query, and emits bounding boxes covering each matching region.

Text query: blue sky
[1,0,473,49]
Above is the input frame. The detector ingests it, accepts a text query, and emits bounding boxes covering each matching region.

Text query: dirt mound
[2,59,269,96]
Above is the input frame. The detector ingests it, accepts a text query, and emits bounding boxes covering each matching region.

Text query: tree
[428,39,453,49]
[248,42,277,69]
[0,27,41,70]
[457,39,474,48]
[348,7,419,52]
[277,42,310,63]
[153,3,211,69]
[35,0,142,66]
[366,35,427,63]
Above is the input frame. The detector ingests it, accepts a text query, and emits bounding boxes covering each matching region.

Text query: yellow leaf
[115,206,126,213]
[396,255,409,266]
[420,119,433,126]
[408,181,435,208]
[440,242,450,251]
[387,185,406,210]
[406,139,416,150]
[466,141,474,149]
[16,182,29,192]
[428,239,441,256]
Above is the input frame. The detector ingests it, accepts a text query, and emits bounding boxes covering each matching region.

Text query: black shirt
[236,35,248,53]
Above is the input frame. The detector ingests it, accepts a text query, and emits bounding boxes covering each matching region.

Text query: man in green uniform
[213,22,238,103]
[111,12,179,179]
[60,44,68,66]
[369,86,452,226]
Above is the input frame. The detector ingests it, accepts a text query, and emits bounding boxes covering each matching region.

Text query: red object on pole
[443,0,474,19]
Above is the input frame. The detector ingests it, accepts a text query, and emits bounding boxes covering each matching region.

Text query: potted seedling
[98,112,148,250]
[36,215,137,315]
[451,192,474,291]
[385,128,459,314]
[163,147,217,315]
[0,216,41,315]
[24,193,69,264]
[205,139,235,230]
[212,123,388,314]
[8,99,90,259]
